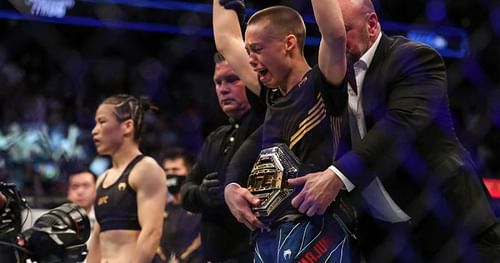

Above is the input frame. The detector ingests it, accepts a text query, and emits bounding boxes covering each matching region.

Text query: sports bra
[94,155,144,232]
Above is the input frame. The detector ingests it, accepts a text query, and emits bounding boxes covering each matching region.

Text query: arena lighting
[1,0,468,58]
[80,0,213,13]
[8,0,75,18]
[0,10,214,36]
[300,17,469,58]
[483,178,500,199]
[382,21,469,58]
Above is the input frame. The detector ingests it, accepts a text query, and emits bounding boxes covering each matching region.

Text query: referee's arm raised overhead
[213,0,261,95]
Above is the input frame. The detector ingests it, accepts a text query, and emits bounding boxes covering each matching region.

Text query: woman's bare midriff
[99,229,140,263]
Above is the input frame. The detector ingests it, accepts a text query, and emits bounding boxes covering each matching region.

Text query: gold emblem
[118,182,127,191]
[97,196,109,206]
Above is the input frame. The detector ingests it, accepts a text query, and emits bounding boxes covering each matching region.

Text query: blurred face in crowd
[92,103,133,155]
[163,158,190,177]
[213,61,250,120]
[338,0,380,63]
[163,157,190,197]
[67,172,96,212]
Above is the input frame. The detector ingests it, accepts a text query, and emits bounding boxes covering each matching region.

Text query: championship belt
[247,144,303,225]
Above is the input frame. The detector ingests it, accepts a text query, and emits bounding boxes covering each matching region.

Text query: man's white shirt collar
[357,32,382,70]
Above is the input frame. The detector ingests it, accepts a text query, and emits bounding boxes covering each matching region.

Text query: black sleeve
[181,137,213,213]
[315,66,348,116]
[224,125,263,187]
[246,87,267,119]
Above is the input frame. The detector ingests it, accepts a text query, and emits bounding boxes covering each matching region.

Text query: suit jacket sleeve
[335,39,448,188]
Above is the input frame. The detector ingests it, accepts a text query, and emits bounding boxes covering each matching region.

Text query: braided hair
[101,94,158,143]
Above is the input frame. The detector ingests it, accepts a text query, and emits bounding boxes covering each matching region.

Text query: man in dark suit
[289,0,500,262]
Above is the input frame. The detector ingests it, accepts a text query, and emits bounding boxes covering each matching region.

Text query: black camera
[0,182,91,263]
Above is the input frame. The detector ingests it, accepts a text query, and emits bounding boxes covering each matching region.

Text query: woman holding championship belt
[214,0,357,262]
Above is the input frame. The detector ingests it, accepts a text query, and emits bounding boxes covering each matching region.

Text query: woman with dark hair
[87,94,167,263]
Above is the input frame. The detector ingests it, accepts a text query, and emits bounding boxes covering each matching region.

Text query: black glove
[199,172,222,204]
[219,0,246,25]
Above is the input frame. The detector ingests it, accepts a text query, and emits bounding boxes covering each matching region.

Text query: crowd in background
[0,0,499,210]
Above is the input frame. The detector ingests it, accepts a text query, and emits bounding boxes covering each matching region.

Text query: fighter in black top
[180,53,265,262]
[226,66,350,263]
[223,65,346,193]
[214,1,352,262]
[95,155,144,232]
[88,94,167,263]
[243,65,344,177]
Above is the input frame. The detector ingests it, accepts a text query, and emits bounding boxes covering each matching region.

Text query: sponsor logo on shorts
[296,236,333,263]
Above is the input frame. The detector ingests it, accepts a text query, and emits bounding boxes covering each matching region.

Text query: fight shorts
[254,215,352,263]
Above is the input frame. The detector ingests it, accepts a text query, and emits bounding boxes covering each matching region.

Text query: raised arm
[313,0,346,85]
[213,0,260,95]
[130,157,167,263]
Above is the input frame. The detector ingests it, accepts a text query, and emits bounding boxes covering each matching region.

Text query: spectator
[157,148,203,263]
[67,169,97,232]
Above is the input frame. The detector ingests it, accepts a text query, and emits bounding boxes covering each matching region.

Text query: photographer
[67,170,97,233]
